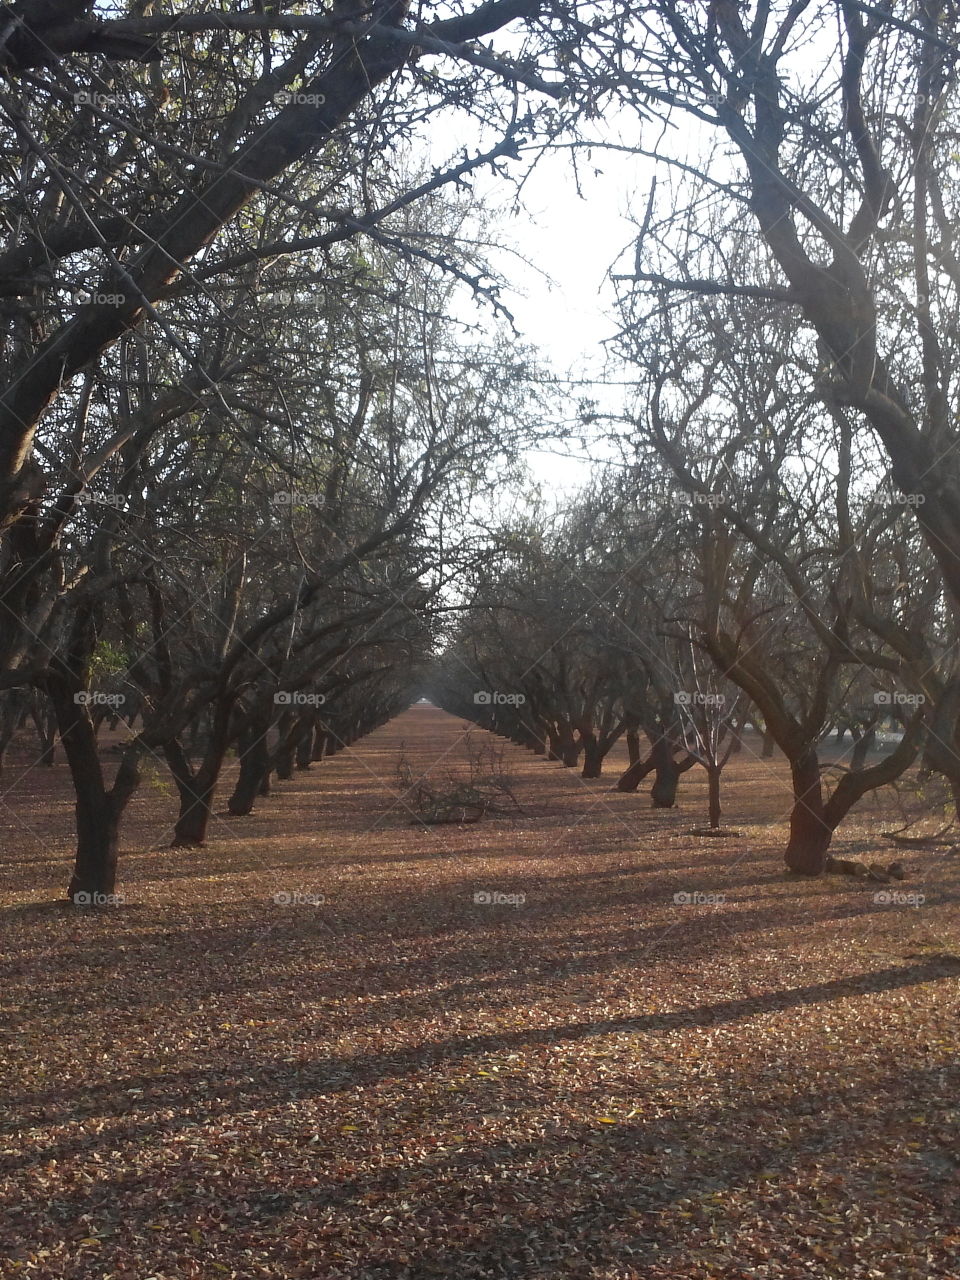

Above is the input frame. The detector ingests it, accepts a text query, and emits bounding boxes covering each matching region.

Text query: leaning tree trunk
[783,749,831,875]
[228,725,270,815]
[615,753,655,792]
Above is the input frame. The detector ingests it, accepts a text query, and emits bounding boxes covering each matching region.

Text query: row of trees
[5,3,960,893]
[431,0,960,878]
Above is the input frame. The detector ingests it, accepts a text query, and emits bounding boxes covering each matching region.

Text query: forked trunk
[166,741,225,848]
[49,684,141,900]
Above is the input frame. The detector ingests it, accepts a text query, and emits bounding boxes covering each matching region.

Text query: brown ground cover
[0,705,957,1279]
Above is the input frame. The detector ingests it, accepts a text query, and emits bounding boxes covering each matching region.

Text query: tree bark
[783,749,831,875]
[580,733,603,778]
[707,761,722,829]
[47,681,141,899]
[650,735,681,807]
[615,753,655,792]
[165,741,226,848]
[228,726,270,815]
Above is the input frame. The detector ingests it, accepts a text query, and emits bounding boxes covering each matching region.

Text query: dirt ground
[0,704,957,1279]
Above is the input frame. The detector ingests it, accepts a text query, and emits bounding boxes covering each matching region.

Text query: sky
[474,143,651,497]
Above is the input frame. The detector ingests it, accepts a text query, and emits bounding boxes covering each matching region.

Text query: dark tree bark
[650,735,681,807]
[707,761,722,829]
[228,724,270,815]
[615,752,656,792]
[580,732,603,778]
[45,679,142,899]
[850,726,876,771]
[783,749,831,875]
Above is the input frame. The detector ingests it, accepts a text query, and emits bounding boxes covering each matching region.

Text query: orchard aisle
[0,704,957,1279]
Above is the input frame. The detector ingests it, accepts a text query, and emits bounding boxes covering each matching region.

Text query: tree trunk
[707,762,722,829]
[165,740,225,848]
[546,729,561,761]
[850,727,876,771]
[650,736,680,807]
[616,753,655,792]
[296,726,314,770]
[761,728,776,758]
[228,727,270,815]
[580,734,603,778]
[626,728,641,766]
[48,683,141,900]
[783,749,831,875]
